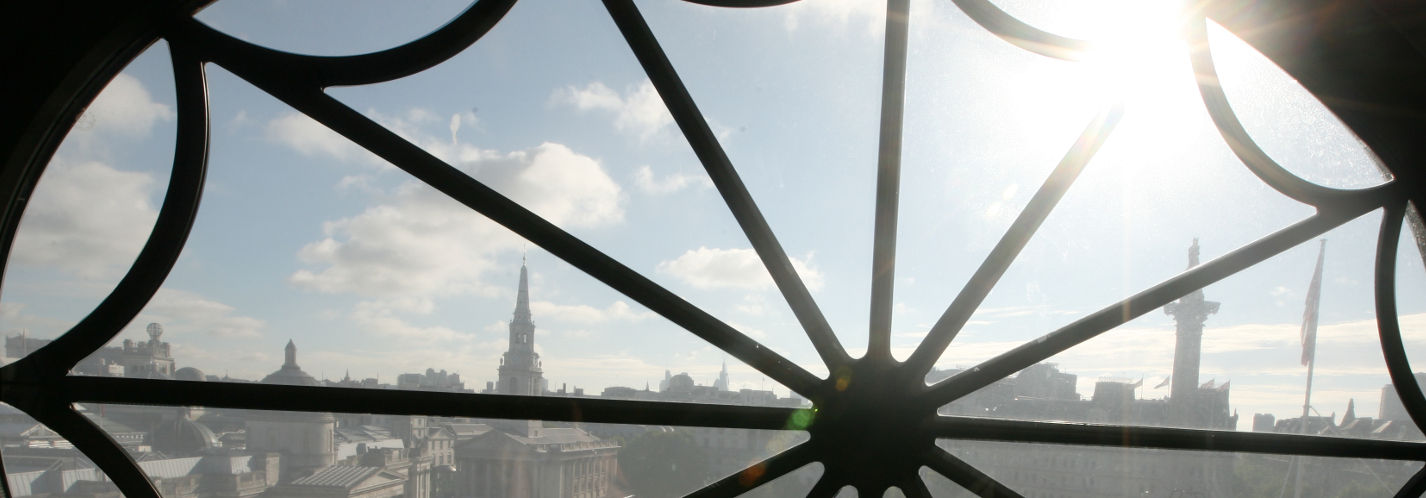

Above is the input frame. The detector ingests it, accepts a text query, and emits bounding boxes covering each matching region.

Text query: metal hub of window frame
[3,0,1426,497]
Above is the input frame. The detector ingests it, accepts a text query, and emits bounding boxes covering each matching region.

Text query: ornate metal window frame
[3,0,1426,496]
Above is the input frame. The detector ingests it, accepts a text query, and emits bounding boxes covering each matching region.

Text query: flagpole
[1293,239,1327,498]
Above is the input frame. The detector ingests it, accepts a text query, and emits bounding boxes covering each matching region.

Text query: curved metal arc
[1184,16,1385,208]
[867,0,912,361]
[602,0,849,369]
[932,416,1426,461]
[924,447,1024,498]
[59,376,802,430]
[921,206,1380,408]
[29,406,163,498]
[13,44,210,377]
[1396,465,1426,498]
[1373,202,1426,432]
[944,0,1093,61]
[183,0,516,87]
[683,0,800,6]
[684,443,817,498]
[904,104,1123,375]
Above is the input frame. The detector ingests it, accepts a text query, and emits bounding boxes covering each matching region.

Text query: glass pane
[87,403,805,498]
[941,440,1423,497]
[59,64,809,409]
[324,0,845,374]
[2,41,177,365]
[936,213,1402,436]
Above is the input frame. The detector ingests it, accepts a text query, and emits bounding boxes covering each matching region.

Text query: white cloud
[552,80,673,140]
[290,142,623,299]
[657,247,823,291]
[77,74,174,138]
[9,160,158,278]
[781,0,885,36]
[633,165,709,195]
[124,289,266,339]
[530,300,654,324]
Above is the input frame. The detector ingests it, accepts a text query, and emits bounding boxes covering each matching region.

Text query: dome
[174,367,205,381]
[260,339,321,386]
[149,417,217,455]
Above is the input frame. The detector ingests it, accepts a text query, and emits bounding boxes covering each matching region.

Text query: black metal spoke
[1374,202,1426,432]
[932,416,1426,461]
[925,448,1023,498]
[52,376,801,431]
[8,44,209,379]
[602,0,849,370]
[685,443,816,498]
[867,0,912,361]
[904,105,1122,376]
[921,205,1384,407]
[944,0,1092,61]
[171,43,825,395]
[31,407,162,498]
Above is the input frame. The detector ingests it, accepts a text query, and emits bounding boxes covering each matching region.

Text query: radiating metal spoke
[1374,202,1426,432]
[51,377,802,431]
[904,105,1122,375]
[932,416,1426,461]
[921,205,1384,407]
[31,407,162,498]
[685,444,817,498]
[603,0,849,370]
[867,0,912,361]
[925,448,1023,498]
[12,45,209,378]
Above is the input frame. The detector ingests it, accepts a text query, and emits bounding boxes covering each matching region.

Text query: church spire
[513,260,532,324]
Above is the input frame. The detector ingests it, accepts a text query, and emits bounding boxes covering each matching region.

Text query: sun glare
[1076,1,1193,105]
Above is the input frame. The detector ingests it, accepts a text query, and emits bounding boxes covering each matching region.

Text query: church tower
[1165,239,1220,414]
[497,260,544,396]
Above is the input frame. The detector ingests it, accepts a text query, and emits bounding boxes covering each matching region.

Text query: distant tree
[618,430,711,498]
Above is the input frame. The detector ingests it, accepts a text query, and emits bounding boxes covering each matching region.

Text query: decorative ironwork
[1,0,1424,497]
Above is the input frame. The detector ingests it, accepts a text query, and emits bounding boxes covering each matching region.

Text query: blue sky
[2,0,1422,431]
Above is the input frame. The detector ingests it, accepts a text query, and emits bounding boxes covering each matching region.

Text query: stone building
[452,426,618,498]
[246,340,337,482]
[5,322,175,378]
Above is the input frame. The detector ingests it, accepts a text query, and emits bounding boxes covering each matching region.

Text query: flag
[1201,379,1215,389]
[1301,240,1326,366]
[1130,377,1144,388]
[1217,380,1230,392]
[1154,376,1171,389]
